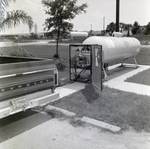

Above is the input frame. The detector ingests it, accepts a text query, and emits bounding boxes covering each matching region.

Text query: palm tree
[0,0,33,31]
[0,10,33,31]
[0,0,15,23]
[0,0,34,57]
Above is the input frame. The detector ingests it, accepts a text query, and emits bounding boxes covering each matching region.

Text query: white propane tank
[83,36,141,63]
[70,32,88,38]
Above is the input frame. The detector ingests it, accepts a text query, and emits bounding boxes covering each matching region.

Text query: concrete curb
[81,116,121,132]
[45,105,121,133]
[46,105,76,117]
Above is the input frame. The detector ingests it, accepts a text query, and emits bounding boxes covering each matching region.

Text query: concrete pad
[104,64,150,96]
[54,82,85,99]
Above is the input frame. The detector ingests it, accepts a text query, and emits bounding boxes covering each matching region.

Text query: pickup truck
[0,56,59,119]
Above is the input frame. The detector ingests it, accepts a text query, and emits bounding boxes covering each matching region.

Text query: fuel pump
[69,44,102,90]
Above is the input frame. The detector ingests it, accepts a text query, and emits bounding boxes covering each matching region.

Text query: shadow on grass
[81,84,100,103]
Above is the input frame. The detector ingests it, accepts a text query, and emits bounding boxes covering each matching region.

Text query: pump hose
[72,65,90,82]
[55,65,91,88]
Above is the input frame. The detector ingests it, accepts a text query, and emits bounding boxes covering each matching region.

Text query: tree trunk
[56,39,59,55]
[127,28,130,37]
[127,25,130,37]
[56,29,60,56]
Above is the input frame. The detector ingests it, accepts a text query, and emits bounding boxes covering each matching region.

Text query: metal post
[90,24,92,30]
[133,56,138,68]
[116,0,120,32]
[103,17,105,30]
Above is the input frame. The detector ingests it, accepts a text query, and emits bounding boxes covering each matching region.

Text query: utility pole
[103,16,105,30]
[90,24,92,31]
[116,0,120,32]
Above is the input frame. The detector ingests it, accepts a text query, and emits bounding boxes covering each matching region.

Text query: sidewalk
[0,41,69,47]
[104,64,150,96]
[141,45,150,49]
[55,82,85,99]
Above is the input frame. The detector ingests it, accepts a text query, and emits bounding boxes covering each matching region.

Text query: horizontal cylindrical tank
[83,36,141,63]
[70,32,88,38]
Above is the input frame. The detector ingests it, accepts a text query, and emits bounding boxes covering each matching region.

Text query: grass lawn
[136,47,150,65]
[51,84,150,132]
[1,43,150,132]
[126,68,150,86]
[21,44,69,60]
[132,35,150,45]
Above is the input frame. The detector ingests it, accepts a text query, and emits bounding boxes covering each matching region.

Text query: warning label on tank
[124,41,129,47]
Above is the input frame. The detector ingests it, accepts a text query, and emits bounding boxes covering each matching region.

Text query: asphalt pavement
[0,115,150,149]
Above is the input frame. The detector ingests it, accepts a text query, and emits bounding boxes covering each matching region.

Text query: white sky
[1,0,150,34]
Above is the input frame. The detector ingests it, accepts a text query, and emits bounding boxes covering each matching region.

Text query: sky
[1,0,150,35]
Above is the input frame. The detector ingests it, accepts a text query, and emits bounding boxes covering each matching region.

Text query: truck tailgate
[0,59,58,102]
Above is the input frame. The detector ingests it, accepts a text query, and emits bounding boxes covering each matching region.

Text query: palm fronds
[0,10,33,31]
